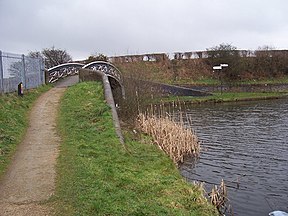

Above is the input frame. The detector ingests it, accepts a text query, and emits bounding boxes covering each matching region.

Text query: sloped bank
[179,83,288,93]
[156,92,288,106]
[54,82,216,215]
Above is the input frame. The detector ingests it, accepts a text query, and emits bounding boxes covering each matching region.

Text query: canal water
[178,98,288,216]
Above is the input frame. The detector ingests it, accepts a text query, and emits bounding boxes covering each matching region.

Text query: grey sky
[0,0,287,60]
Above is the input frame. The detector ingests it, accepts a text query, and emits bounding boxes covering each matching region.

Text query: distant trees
[205,43,288,81]
[28,51,42,59]
[206,43,242,81]
[29,46,72,69]
[206,43,239,60]
[84,53,108,64]
[253,46,288,78]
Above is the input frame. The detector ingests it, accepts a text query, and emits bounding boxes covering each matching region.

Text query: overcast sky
[0,0,288,60]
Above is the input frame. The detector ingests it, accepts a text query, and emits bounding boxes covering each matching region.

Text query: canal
[178,98,288,216]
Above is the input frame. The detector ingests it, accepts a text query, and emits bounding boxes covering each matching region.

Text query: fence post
[0,50,4,94]
[40,57,45,84]
[22,54,27,89]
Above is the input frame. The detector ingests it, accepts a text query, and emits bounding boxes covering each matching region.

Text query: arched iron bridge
[47,61,125,97]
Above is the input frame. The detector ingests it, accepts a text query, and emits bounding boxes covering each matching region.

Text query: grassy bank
[170,76,288,86]
[55,82,216,216]
[116,61,288,86]
[0,85,51,176]
[159,91,288,105]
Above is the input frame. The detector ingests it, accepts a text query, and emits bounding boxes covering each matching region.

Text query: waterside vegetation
[137,112,200,164]
[158,91,288,105]
[54,82,216,215]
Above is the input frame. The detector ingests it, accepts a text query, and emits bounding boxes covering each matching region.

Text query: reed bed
[134,99,233,215]
[137,111,200,165]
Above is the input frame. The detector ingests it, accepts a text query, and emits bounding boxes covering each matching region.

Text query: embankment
[115,60,212,85]
[115,61,288,90]
[54,82,216,215]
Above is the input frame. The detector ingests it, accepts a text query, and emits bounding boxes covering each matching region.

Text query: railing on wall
[0,51,45,94]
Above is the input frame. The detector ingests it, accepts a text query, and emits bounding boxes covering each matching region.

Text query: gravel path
[0,87,66,216]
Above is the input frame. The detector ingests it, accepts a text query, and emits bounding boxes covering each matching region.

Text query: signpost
[213,64,228,94]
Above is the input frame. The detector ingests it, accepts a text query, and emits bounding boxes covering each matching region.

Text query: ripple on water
[179,99,288,216]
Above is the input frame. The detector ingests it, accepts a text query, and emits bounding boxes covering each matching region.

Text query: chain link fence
[0,50,45,94]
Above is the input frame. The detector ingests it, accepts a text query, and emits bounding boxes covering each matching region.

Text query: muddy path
[0,87,66,216]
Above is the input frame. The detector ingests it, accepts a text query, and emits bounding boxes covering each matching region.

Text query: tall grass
[137,112,200,164]
[116,73,201,165]
[209,179,232,215]
[115,75,163,124]
[116,74,226,213]
[136,102,232,214]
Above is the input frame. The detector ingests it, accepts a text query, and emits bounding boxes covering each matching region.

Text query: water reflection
[178,99,288,216]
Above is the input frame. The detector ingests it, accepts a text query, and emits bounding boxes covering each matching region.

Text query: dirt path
[0,87,66,216]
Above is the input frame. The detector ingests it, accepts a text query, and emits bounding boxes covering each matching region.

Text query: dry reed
[137,111,200,165]
[136,101,233,215]
[208,179,233,215]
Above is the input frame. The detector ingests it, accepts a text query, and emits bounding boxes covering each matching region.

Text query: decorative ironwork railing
[82,61,123,85]
[47,63,84,83]
[47,61,123,86]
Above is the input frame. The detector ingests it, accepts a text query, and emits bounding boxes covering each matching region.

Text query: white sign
[213,66,222,70]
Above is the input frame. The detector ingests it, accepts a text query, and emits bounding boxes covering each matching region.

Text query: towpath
[0,76,78,216]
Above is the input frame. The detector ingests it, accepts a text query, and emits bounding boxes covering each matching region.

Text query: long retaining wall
[124,78,212,97]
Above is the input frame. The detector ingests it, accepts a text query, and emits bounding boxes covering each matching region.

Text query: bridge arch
[47,62,84,83]
[82,61,125,98]
[82,61,123,85]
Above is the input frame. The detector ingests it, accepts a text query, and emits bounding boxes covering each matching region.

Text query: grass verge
[0,85,51,176]
[170,76,288,86]
[54,82,216,216]
[159,91,288,105]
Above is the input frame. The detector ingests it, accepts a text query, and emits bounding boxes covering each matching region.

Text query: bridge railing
[46,61,125,98]
[47,61,124,86]
[47,63,84,83]
[0,50,45,94]
[82,61,123,85]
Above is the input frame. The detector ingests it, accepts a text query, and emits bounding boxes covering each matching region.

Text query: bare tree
[28,51,42,59]
[29,47,72,69]
[206,43,242,81]
[206,43,239,60]
[42,47,72,68]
